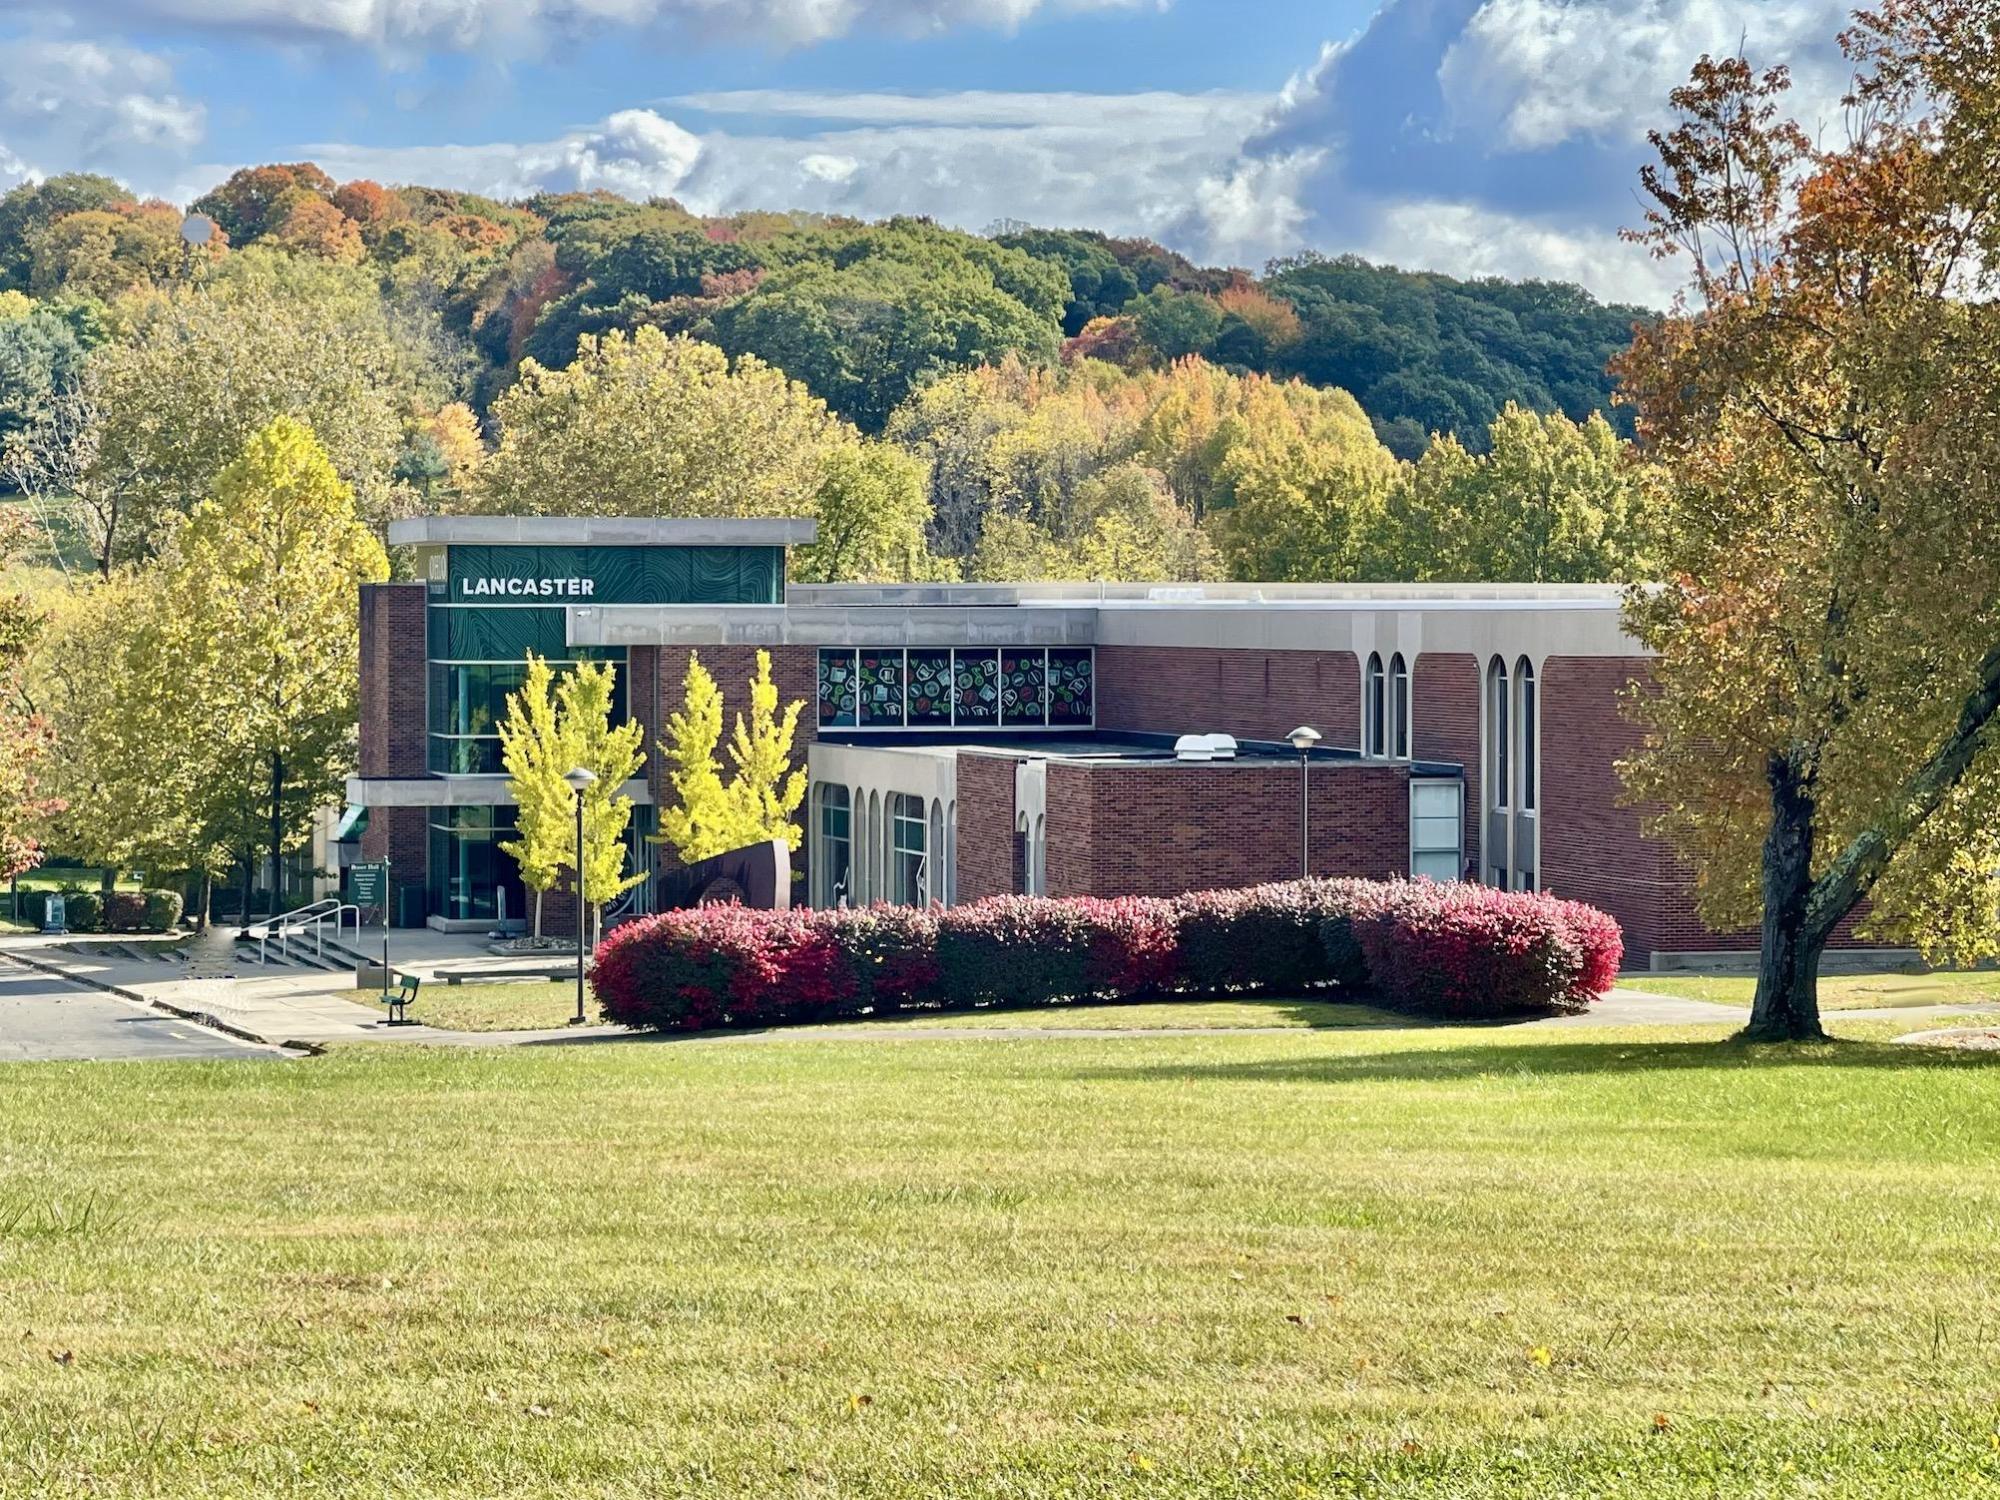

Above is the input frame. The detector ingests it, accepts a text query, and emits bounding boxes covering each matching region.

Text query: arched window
[1517,657,1537,815]
[944,799,957,905]
[817,784,851,907]
[1389,653,1410,760]
[929,800,945,905]
[891,793,926,906]
[1364,652,1386,757]
[1487,657,1510,813]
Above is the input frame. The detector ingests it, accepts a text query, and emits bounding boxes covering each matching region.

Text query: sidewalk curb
[0,948,300,1053]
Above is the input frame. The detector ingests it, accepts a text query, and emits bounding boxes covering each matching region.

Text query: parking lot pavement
[0,968,280,1062]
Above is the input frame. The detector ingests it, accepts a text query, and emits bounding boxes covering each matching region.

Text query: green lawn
[1632,968,2000,1010]
[870,997,1406,1030]
[383,979,586,1033]
[5,1020,2000,1496]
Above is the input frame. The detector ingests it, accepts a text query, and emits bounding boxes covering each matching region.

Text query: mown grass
[1635,968,2000,1010]
[4,1021,2000,1497]
[388,979,584,1033]
[870,997,1406,1030]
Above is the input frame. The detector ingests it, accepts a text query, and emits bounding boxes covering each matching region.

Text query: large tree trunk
[1745,752,1830,1042]
[195,868,211,935]
[236,847,253,936]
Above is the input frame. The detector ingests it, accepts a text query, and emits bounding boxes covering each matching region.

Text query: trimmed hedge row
[593,879,1622,1032]
[16,887,184,933]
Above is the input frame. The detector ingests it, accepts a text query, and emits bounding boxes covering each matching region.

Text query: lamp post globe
[563,767,597,1025]
[1286,727,1320,879]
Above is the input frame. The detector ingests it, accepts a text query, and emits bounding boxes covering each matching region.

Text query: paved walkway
[0,968,281,1062]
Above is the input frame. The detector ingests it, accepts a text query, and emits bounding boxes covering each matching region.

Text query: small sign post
[350,861,390,999]
[42,893,66,934]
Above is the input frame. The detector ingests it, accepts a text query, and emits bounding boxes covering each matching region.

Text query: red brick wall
[359,583,427,778]
[953,753,1018,902]
[1041,759,1412,899]
[1538,656,1662,962]
[1412,651,1480,876]
[1094,646,1362,750]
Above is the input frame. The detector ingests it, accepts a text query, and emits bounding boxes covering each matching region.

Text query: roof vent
[1174,733,1239,762]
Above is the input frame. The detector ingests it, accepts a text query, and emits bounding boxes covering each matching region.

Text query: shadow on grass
[1078,1033,2000,1086]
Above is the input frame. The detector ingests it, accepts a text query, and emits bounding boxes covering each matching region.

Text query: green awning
[333,804,369,842]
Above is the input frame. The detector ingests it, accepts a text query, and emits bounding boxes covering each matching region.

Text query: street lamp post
[563,766,598,1026]
[1286,727,1321,879]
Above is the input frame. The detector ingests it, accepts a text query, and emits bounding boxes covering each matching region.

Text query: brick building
[349,515,1835,970]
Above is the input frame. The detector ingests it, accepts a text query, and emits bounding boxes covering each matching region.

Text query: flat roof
[816,729,1462,774]
[387,516,818,547]
[787,581,1626,611]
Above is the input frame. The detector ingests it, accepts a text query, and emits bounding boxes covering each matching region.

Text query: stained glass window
[953,650,1000,725]
[1048,649,1094,726]
[1001,649,1047,726]
[906,649,953,726]
[858,649,905,727]
[818,649,857,727]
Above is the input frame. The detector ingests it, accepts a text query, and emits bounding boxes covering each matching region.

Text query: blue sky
[3,0,1856,304]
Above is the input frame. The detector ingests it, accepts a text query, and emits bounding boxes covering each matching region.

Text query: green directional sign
[350,863,387,909]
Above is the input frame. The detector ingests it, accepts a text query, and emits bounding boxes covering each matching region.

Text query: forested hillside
[0,164,1658,591]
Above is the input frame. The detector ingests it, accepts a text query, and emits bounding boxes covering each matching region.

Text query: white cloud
[1218,0,1854,305]
[1438,0,1848,152]
[65,0,1159,54]
[0,37,205,189]
[298,90,1272,253]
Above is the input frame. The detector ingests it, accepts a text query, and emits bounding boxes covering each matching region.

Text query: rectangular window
[1410,779,1463,883]
[818,649,858,728]
[1001,648,1047,726]
[857,649,905,728]
[906,649,954,726]
[1048,648,1094,726]
[953,650,1000,726]
[1491,673,1510,812]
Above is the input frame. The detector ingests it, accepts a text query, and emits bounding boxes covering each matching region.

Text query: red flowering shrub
[817,905,942,1014]
[592,880,1622,1032]
[1075,896,1180,999]
[1175,879,1378,993]
[592,906,853,1030]
[936,897,1094,1007]
[1345,881,1623,1019]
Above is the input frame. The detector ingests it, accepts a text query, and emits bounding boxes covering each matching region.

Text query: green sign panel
[350,863,387,908]
[436,544,783,607]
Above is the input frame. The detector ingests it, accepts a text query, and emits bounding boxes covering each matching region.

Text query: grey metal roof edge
[386,516,819,547]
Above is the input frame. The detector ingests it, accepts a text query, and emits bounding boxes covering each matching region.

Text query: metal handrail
[257,898,361,964]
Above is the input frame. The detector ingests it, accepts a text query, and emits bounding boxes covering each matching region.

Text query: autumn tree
[191,163,337,245]
[497,653,569,940]
[722,650,806,854]
[656,652,734,864]
[1371,404,1656,582]
[480,327,939,577]
[157,418,388,920]
[1616,6,2000,1039]
[87,249,440,559]
[555,660,646,947]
